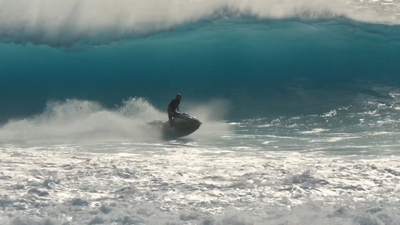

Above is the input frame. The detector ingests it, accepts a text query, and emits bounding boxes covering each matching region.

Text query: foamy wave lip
[0,0,398,49]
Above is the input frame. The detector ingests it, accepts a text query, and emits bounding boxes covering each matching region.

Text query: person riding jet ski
[167,94,181,126]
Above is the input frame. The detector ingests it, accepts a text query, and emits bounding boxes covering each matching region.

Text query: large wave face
[1,0,400,123]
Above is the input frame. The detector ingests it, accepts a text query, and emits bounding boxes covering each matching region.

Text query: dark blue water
[1,18,400,123]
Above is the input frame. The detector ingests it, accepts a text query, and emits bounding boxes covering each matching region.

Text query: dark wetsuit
[168,99,180,122]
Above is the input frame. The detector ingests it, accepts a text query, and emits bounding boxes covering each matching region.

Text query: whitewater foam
[0,143,399,224]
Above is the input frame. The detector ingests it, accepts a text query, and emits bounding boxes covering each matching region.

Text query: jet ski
[148,113,201,138]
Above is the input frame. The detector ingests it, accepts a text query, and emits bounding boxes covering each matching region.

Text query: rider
[168,94,181,125]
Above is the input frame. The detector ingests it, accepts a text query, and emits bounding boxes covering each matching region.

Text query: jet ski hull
[148,113,201,138]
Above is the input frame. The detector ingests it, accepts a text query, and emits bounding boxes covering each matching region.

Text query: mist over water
[0,98,154,143]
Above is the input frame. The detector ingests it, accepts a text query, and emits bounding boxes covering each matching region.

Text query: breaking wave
[0,0,399,48]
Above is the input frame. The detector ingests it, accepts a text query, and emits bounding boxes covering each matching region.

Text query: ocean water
[1,0,400,224]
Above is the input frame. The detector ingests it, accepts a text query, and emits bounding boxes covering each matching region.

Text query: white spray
[0,97,231,144]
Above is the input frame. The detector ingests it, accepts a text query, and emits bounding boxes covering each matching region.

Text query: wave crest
[0,0,398,49]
